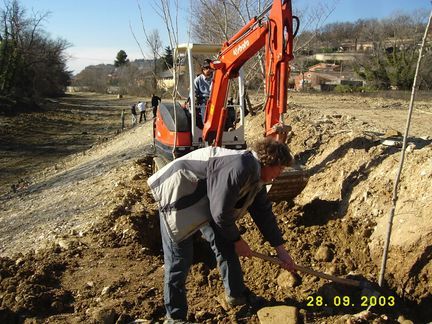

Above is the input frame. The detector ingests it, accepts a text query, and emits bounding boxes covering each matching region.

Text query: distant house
[157,69,175,89]
[66,86,90,93]
[106,86,120,94]
[314,52,366,62]
[156,67,187,91]
[294,63,363,91]
[339,40,375,52]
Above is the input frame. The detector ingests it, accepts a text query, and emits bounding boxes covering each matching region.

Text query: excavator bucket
[266,166,309,202]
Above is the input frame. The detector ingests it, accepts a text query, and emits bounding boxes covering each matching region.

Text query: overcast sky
[19,0,431,74]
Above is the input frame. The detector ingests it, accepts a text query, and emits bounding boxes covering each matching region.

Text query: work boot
[225,288,266,308]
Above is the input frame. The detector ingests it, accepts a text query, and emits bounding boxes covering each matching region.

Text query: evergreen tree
[162,46,173,69]
[114,50,129,67]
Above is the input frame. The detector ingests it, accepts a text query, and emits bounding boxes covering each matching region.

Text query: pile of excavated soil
[244,95,432,322]
[0,92,431,323]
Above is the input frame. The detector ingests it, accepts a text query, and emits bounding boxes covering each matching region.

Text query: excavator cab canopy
[173,43,247,150]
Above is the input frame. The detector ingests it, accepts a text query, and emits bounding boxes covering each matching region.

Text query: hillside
[0,92,431,323]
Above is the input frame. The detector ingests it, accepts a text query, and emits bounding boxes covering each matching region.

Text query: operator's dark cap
[201,59,211,68]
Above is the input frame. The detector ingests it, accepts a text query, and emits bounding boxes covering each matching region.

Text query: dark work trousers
[139,111,146,123]
[160,217,246,320]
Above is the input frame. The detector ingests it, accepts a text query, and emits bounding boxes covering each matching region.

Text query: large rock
[257,306,298,324]
[89,307,117,324]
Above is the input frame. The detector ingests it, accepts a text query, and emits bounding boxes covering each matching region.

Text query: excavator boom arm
[202,0,295,145]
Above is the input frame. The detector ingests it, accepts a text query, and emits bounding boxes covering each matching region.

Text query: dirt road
[288,92,432,138]
[0,92,431,323]
[0,93,143,196]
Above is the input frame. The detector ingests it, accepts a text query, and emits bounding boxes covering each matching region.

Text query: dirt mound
[0,249,72,321]
[0,151,166,324]
[244,99,432,321]
[0,92,431,323]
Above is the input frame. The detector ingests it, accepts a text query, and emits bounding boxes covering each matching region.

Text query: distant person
[130,103,137,126]
[137,101,146,123]
[194,59,213,123]
[151,94,162,118]
[121,109,125,130]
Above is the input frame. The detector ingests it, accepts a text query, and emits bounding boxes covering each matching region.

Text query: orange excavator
[151,0,308,201]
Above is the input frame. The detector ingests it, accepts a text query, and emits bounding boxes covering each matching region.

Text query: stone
[15,258,25,266]
[326,264,338,275]
[257,306,298,324]
[101,286,112,296]
[397,315,414,324]
[56,239,70,250]
[334,315,351,324]
[315,244,334,262]
[91,307,117,324]
[381,139,402,147]
[405,143,416,153]
[277,270,301,288]
[384,129,402,138]
[352,310,373,321]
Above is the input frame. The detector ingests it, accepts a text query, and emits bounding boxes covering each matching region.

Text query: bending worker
[147,138,295,321]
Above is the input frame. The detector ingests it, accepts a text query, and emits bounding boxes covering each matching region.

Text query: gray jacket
[194,74,212,103]
[148,147,284,246]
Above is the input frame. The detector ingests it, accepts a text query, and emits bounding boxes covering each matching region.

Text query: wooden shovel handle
[251,251,361,288]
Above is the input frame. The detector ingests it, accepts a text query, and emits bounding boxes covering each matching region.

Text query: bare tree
[131,0,182,95]
[191,0,272,43]
[116,63,150,96]
[190,0,337,97]
[190,0,271,99]
[146,29,163,89]
[292,0,339,54]
[0,0,71,104]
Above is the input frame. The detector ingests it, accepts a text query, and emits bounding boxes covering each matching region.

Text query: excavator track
[267,166,309,202]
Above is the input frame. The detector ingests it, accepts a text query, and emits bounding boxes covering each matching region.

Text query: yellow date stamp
[306,295,395,308]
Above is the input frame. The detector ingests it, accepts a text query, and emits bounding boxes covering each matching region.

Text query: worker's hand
[275,245,295,272]
[234,237,252,258]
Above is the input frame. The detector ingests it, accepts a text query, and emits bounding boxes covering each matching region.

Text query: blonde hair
[253,138,293,167]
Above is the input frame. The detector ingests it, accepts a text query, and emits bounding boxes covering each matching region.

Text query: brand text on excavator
[233,39,250,56]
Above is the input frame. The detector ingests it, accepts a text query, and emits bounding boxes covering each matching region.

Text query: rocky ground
[0,92,431,323]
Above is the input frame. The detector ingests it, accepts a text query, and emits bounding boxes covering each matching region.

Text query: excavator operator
[194,59,213,124]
